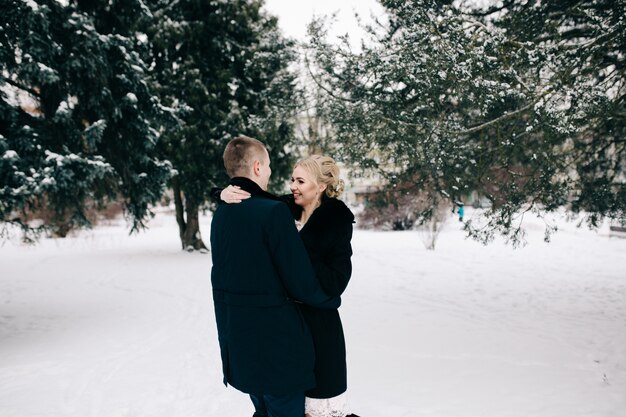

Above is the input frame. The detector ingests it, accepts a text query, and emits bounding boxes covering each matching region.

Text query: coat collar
[302,196,355,231]
[229,177,282,201]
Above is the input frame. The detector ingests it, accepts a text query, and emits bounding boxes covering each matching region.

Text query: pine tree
[472,0,626,231]
[306,0,625,244]
[0,0,174,240]
[144,0,300,251]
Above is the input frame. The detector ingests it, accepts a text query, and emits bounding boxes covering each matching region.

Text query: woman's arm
[210,185,251,204]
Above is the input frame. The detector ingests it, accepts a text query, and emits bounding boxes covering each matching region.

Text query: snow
[44,150,64,165]
[86,119,106,131]
[40,177,56,186]
[125,92,138,103]
[22,0,38,11]
[36,62,57,76]
[0,209,625,417]
[135,32,148,44]
[55,100,71,115]
[2,150,18,160]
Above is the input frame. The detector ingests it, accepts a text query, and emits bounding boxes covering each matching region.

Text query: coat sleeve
[278,194,302,220]
[313,221,353,297]
[265,203,340,309]
[210,187,224,203]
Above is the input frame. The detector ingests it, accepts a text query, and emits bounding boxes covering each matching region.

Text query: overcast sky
[263,0,385,43]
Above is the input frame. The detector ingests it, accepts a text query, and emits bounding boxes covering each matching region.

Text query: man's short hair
[223,135,268,178]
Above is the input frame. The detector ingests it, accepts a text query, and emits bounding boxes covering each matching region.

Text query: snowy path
[1,211,625,417]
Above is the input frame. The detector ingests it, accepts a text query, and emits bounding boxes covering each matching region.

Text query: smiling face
[290,164,326,209]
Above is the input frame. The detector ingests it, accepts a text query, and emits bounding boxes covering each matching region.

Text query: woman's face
[290,165,325,208]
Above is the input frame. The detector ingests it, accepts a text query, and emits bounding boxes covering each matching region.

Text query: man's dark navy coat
[210,177,339,396]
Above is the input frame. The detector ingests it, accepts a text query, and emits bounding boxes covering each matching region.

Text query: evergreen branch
[152,0,180,19]
[303,55,356,104]
[377,112,428,134]
[1,77,40,98]
[534,26,596,43]
[451,100,537,135]
[462,0,515,17]
[575,27,621,51]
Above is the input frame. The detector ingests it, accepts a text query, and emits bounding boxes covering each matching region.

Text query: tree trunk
[172,177,208,252]
[182,202,208,251]
[172,177,186,248]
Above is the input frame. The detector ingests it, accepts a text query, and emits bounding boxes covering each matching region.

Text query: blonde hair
[295,155,345,198]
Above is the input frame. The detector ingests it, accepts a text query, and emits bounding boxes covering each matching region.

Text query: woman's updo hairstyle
[295,155,345,198]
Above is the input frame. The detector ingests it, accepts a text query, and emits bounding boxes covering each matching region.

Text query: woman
[219,155,357,417]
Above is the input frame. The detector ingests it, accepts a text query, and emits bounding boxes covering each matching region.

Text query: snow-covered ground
[1,209,625,417]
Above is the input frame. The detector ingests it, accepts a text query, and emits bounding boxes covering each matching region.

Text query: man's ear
[252,159,261,177]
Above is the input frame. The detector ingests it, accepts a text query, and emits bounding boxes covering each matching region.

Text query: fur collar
[305,196,354,230]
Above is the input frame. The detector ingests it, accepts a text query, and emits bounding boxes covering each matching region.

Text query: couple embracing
[210,136,359,417]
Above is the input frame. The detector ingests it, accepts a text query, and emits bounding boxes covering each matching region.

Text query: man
[210,136,339,417]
